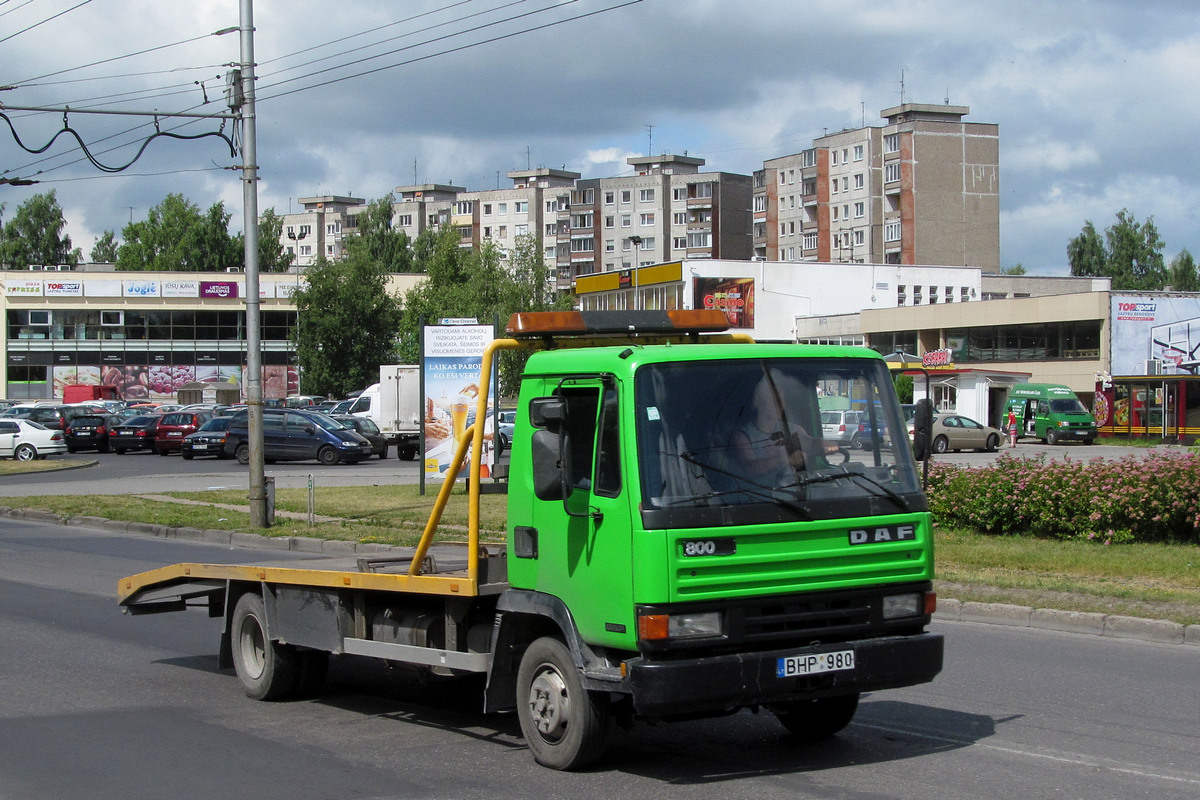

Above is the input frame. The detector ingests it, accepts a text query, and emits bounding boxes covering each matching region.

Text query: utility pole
[238,0,269,527]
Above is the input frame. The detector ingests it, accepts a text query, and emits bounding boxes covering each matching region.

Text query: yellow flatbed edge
[118,560,488,605]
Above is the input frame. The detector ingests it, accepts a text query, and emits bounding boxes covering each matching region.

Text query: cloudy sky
[2,0,1198,275]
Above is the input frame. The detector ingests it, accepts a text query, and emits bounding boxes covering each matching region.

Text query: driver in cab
[730,372,838,486]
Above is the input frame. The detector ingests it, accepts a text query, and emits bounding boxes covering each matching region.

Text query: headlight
[882,593,922,619]
[637,611,723,640]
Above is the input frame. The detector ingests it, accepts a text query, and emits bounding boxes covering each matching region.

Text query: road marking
[859,721,1200,787]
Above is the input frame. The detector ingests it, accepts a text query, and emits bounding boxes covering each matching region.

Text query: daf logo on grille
[848,524,915,545]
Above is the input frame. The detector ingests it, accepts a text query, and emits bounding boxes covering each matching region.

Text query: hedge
[924,451,1200,544]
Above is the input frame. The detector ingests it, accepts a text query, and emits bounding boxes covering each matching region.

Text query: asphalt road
[1,518,1197,799]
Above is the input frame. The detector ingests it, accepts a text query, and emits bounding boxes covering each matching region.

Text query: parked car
[331,414,388,459]
[921,414,1002,453]
[181,416,233,460]
[495,409,516,450]
[819,410,864,447]
[223,408,373,465]
[154,410,216,455]
[64,413,119,453]
[0,418,67,460]
[109,414,164,454]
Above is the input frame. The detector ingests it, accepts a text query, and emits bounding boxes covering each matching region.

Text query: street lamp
[287,227,307,266]
[627,235,643,310]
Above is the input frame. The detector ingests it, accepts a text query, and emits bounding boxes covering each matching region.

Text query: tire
[157,446,169,456]
[181,451,194,460]
[230,593,298,701]
[400,445,417,461]
[498,433,509,451]
[317,446,340,466]
[932,435,949,454]
[67,445,78,454]
[114,448,126,455]
[516,637,610,770]
[985,433,1000,452]
[235,443,250,465]
[14,443,37,462]
[772,693,860,741]
[1046,429,1059,445]
[849,433,862,450]
[378,446,389,460]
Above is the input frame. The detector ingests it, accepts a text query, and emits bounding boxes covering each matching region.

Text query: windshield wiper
[782,469,910,510]
[671,450,813,518]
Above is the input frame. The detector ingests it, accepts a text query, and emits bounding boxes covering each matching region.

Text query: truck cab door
[518,379,636,650]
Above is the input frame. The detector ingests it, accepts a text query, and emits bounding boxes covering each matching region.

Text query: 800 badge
[680,538,736,557]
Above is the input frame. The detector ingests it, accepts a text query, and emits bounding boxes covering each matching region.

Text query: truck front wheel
[231,592,297,701]
[516,637,610,770]
[772,692,860,741]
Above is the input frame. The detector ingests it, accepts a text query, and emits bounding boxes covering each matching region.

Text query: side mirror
[913,399,933,461]
[529,396,565,431]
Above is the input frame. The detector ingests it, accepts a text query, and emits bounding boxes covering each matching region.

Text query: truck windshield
[635,357,924,527]
[1049,398,1088,414]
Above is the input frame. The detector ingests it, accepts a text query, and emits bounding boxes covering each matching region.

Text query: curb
[934,598,1198,647]
[3,505,1196,647]
[0,457,98,476]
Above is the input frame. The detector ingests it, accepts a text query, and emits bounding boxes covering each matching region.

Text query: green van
[1006,384,1097,445]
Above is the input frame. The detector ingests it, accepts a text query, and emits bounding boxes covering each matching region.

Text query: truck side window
[560,387,600,492]
[593,385,621,497]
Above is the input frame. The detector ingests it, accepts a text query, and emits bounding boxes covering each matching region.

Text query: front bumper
[625,632,943,718]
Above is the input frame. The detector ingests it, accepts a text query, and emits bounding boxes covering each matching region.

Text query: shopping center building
[1,267,421,402]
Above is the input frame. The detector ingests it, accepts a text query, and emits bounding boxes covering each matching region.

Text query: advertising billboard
[422,323,496,480]
[693,276,755,328]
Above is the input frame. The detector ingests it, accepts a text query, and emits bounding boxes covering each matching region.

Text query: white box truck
[336,365,421,459]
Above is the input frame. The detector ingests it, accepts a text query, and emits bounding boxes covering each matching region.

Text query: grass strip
[3,487,1196,624]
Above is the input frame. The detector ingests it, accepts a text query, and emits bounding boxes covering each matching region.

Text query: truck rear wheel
[516,637,610,770]
[231,593,297,701]
[772,693,860,741]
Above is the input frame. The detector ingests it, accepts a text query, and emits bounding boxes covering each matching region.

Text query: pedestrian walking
[1007,409,1019,447]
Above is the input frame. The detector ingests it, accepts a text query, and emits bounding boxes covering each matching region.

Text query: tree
[1001,263,1026,275]
[1067,221,1107,279]
[1169,249,1200,292]
[291,250,403,398]
[1068,209,1166,290]
[343,194,411,272]
[397,230,572,396]
[0,190,81,269]
[90,230,119,263]
[116,193,241,271]
[257,208,293,273]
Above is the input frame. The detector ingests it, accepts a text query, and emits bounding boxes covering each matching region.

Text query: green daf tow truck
[119,310,943,770]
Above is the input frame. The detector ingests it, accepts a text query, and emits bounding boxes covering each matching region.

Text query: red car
[153,411,214,455]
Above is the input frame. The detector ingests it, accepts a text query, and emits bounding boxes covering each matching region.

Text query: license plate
[776,649,855,677]
[167,432,182,437]
[192,444,207,450]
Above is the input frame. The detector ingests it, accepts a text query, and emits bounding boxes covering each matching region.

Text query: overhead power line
[260,0,642,102]
[0,0,93,45]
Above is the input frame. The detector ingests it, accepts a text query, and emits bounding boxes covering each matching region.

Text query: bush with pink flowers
[924,451,1200,544]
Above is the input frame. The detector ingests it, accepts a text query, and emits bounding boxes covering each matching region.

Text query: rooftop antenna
[646,123,654,156]
[413,159,417,185]
[900,68,907,104]
[526,145,531,170]
[861,101,866,128]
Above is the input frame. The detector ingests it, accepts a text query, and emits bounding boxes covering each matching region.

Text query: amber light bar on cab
[506,309,731,339]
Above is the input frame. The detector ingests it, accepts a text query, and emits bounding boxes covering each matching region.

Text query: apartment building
[755,104,999,270]
[279,195,364,269]
[559,155,752,288]
[392,184,463,243]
